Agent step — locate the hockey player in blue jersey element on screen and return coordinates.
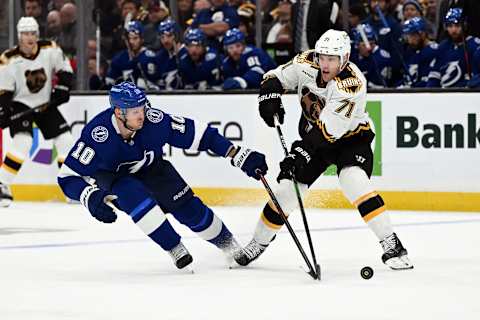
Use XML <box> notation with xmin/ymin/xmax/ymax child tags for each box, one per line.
<box><xmin>351</xmin><ymin>23</ymin><xmax>392</xmax><ymax>88</ymax></box>
<box><xmin>427</xmin><ymin>8</ymin><xmax>480</xmax><ymax>88</ymax></box>
<box><xmin>105</xmin><ymin>21</ymin><xmax>159</xmax><ymax>90</ymax></box>
<box><xmin>155</xmin><ymin>20</ymin><xmax>183</xmax><ymax>90</ymax></box>
<box><xmin>57</xmin><ymin>82</ymin><xmax>268</xmax><ymax>269</ymax></box>
<box><xmin>467</xmin><ymin>47</ymin><xmax>480</xmax><ymax>88</ymax></box>
<box><xmin>221</xmin><ymin>28</ymin><xmax>276</xmax><ymax>90</ymax></box>
<box><xmin>399</xmin><ymin>17</ymin><xmax>438</xmax><ymax>87</ymax></box>
<box><xmin>178</xmin><ymin>28</ymin><xmax>223</xmax><ymax>90</ymax></box>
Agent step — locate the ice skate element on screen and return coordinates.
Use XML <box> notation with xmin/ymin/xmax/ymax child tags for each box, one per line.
<box><xmin>380</xmin><ymin>233</ymin><xmax>414</xmax><ymax>270</ymax></box>
<box><xmin>168</xmin><ymin>242</ymin><xmax>193</xmax><ymax>270</ymax></box>
<box><xmin>0</xmin><ymin>182</ymin><xmax>13</xmax><ymax>208</ymax></box>
<box><xmin>235</xmin><ymin>238</ymin><xmax>269</xmax><ymax>266</ymax></box>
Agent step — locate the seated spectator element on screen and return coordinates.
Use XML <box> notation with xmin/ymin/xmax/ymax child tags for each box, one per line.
<box><xmin>351</xmin><ymin>23</ymin><xmax>393</xmax><ymax>88</ymax></box>
<box><xmin>106</xmin><ymin>21</ymin><xmax>160</xmax><ymax>90</ymax></box>
<box><xmin>399</xmin><ymin>17</ymin><xmax>438</xmax><ymax>87</ymax></box>
<box><xmin>58</xmin><ymin>2</ymin><xmax>77</xmax><ymax>57</ymax></box>
<box><xmin>221</xmin><ymin>28</ymin><xmax>276</xmax><ymax>90</ymax></box>
<box><xmin>143</xmin><ymin>0</ymin><xmax>170</xmax><ymax>50</ymax></box>
<box><xmin>178</xmin><ymin>28</ymin><xmax>223</xmax><ymax>89</ymax></box>
<box><xmin>24</xmin><ymin>0</ymin><xmax>46</xmax><ymax>37</ymax></box>
<box><xmin>46</xmin><ymin>10</ymin><xmax>62</xmax><ymax>41</ymax></box>
<box><xmin>237</xmin><ymin>2</ymin><xmax>256</xmax><ymax>45</ymax></box>
<box><xmin>155</xmin><ymin>19</ymin><xmax>184</xmax><ymax>89</ymax></box>
<box><xmin>427</xmin><ymin>8</ymin><xmax>480</xmax><ymax>88</ymax></box>
<box><xmin>111</xmin><ymin>0</ymin><xmax>146</xmax><ymax>57</ymax></box>
<box><xmin>191</xmin><ymin>0</ymin><xmax>240</xmax><ymax>50</ymax></box>
<box><xmin>178</xmin><ymin>0</ymin><xmax>194</xmax><ymax>36</ymax></box>
<box><xmin>265</xmin><ymin>1</ymin><xmax>292</xmax><ymax>45</ymax></box>
<box><xmin>401</xmin><ymin>0</ymin><xmax>435</xmax><ymax>39</ymax></box>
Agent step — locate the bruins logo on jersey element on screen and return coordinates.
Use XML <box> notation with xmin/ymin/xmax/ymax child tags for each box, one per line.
<box><xmin>25</xmin><ymin>68</ymin><xmax>47</xmax><ymax>93</ymax></box>
<box><xmin>300</xmin><ymin>87</ymin><xmax>325</xmax><ymax>123</ymax></box>
<box><xmin>334</xmin><ymin>64</ymin><xmax>362</xmax><ymax>94</ymax></box>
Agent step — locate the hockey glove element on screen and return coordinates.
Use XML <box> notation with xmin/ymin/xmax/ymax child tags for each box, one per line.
<box><xmin>0</xmin><ymin>106</ymin><xmax>11</xmax><ymax>129</ymax></box>
<box><xmin>277</xmin><ymin>140</ymin><xmax>312</xmax><ymax>183</ymax></box>
<box><xmin>258</xmin><ymin>76</ymin><xmax>285</xmax><ymax>127</ymax></box>
<box><xmin>231</xmin><ymin>146</ymin><xmax>268</xmax><ymax>180</ymax></box>
<box><xmin>49</xmin><ymin>85</ymin><xmax>70</xmax><ymax>108</ymax></box>
<box><xmin>81</xmin><ymin>187</ymin><xmax>117</xmax><ymax>223</ymax></box>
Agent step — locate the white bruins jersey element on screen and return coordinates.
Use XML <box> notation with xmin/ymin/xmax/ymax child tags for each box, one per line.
<box><xmin>265</xmin><ymin>50</ymin><xmax>371</xmax><ymax>142</ymax></box>
<box><xmin>0</xmin><ymin>40</ymin><xmax>73</xmax><ymax>108</ymax></box>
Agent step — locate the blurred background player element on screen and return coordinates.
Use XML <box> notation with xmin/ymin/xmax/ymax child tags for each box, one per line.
<box><xmin>399</xmin><ymin>17</ymin><xmax>438</xmax><ymax>87</ymax></box>
<box><xmin>351</xmin><ymin>23</ymin><xmax>392</xmax><ymax>88</ymax></box>
<box><xmin>238</xmin><ymin>29</ymin><xmax>413</xmax><ymax>271</ymax></box>
<box><xmin>105</xmin><ymin>20</ymin><xmax>159</xmax><ymax>90</ymax></box>
<box><xmin>178</xmin><ymin>28</ymin><xmax>222</xmax><ymax>90</ymax></box>
<box><xmin>57</xmin><ymin>82</ymin><xmax>268</xmax><ymax>269</ymax></box>
<box><xmin>155</xmin><ymin>19</ymin><xmax>183</xmax><ymax>90</ymax></box>
<box><xmin>0</xmin><ymin>17</ymin><xmax>74</xmax><ymax>207</ymax></box>
<box><xmin>427</xmin><ymin>8</ymin><xmax>480</xmax><ymax>88</ymax></box>
<box><xmin>221</xmin><ymin>28</ymin><xmax>276</xmax><ymax>90</ymax></box>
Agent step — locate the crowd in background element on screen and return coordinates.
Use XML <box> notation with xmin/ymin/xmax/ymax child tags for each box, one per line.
<box><xmin>2</xmin><ymin>0</ymin><xmax>480</xmax><ymax>90</ymax></box>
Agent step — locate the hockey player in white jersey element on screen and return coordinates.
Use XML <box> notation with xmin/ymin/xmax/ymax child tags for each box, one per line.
<box><xmin>0</xmin><ymin>17</ymin><xmax>74</xmax><ymax>207</ymax></box>
<box><xmin>239</xmin><ymin>29</ymin><xmax>413</xmax><ymax>270</ymax></box>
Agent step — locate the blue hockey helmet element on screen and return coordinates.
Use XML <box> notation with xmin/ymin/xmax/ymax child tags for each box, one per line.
<box><xmin>126</xmin><ymin>20</ymin><xmax>145</xmax><ymax>36</ymax></box>
<box><xmin>109</xmin><ymin>82</ymin><xmax>147</xmax><ymax>110</ymax></box>
<box><xmin>223</xmin><ymin>28</ymin><xmax>245</xmax><ymax>46</ymax></box>
<box><xmin>184</xmin><ymin>28</ymin><xmax>206</xmax><ymax>46</ymax></box>
<box><xmin>444</xmin><ymin>7</ymin><xmax>463</xmax><ymax>25</ymax></box>
<box><xmin>353</xmin><ymin>23</ymin><xmax>377</xmax><ymax>45</ymax></box>
<box><xmin>158</xmin><ymin>19</ymin><xmax>179</xmax><ymax>37</ymax></box>
<box><xmin>403</xmin><ymin>17</ymin><xmax>427</xmax><ymax>34</ymax></box>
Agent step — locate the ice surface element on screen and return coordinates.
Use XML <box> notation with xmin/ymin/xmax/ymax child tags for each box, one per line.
<box><xmin>1</xmin><ymin>203</ymin><xmax>479</xmax><ymax>320</ymax></box>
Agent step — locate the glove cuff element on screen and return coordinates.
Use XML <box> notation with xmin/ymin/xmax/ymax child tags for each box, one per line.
<box><xmin>80</xmin><ymin>186</ymin><xmax>100</xmax><ymax>210</ymax></box>
<box><xmin>230</xmin><ymin>146</ymin><xmax>252</xmax><ymax>168</ymax></box>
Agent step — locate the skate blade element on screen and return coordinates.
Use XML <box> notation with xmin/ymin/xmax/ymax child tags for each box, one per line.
<box><xmin>385</xmin><ymin>257</ymin><xmax>414</xmax><ymax>270</ymax></box>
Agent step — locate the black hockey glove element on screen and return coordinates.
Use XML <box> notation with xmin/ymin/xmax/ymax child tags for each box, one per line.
<box><xmin>0</xmin><ymin>106</ymin><xmax>12</xmax><ymax>129</ymax></box>
<box><xmin>277</xmin><ymin>140</ymin><xmax>313</xmax><ymax>183</ymax></box>
<box><xmin>0</xmin><ymin>91</ymin><xmax>14</xmax><ymax>129</ymax></box>
<box><xmin>81</xmin><ymin>187</ymin><xmax>117</xmax><ymax>223</ymax></box>
<box><xmin>231</xmin><ymin>146</ymin><xmax>268</xmax><ymax>180</ymax></box>
<box><xmin>49</xmin><ymin>85</ymin><xmax>70</xmax><ymax>108</ymax></box>
<box><xmin>258</xmin><ymin>76</ymin><xmax>285</xmax><ymax>127</ymax></box>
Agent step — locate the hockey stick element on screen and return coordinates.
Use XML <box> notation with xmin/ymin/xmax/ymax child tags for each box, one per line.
<box><xmin>256</xmin><ymin>170</ymin><xmax>318</xmax><ymax>280</ymax></box>
<box><xmin>273</xmin><ymin>116</ymin><xmax>321</xmax><ymax>280</ymax></box>
<box><xmin>1</xmin><ymin>102</ymin><xmax>49</xmax><ymax>129</ymax></box>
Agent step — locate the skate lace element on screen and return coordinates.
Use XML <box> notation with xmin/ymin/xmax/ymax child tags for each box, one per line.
<box><xmin>244</xmin><ymin>240</ymin><xmax>264</xmax><ymax>259</ymax></box>
<box><xmin>381</xmin><ymin>234</ymin><xmax>398</xmax><ymax>252</ymax></box>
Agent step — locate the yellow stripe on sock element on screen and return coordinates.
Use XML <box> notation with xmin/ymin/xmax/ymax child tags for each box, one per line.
<box><xmin>261</xmin><ymin>212</ymin><xmax>283</xmax><ymax>230</ymax></box>
<box><xmin>353</xmin><ymin>191</ymin><xmax>378</xmax><ymax>207</ymax></box>
<box><xmin>363</xmin><ymin>206</ymin><xmax>386</xmax><ymax>223</ymax></box>
<box><xmin>2</xmin><ymin>163</ymin><xmax>19</xmax><ymax>175</ymax></box>
<box><xmin>5</xmin><ymin>152</ymin><xmax>25</xmax><ymax>165</ymax></box>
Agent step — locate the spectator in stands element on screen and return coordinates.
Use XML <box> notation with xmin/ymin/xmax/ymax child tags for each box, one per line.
<box><xmin>177</xmin><ymin>0</ymin><xmax>194</xmax><ymax>35</ymax></box>
<box><xmin>237</xmin><ymin>2</ymin><xmax>256</xmax><ymax>45</ymax></box>
<box><xmin>399</xmin><ymin>17</ymin><xmax>438</xmax><ymax>87</ymax></box>
<box><xmin>348</xmin><ymin>3</ymin><xmax>368</xmax><ymax>32</ymax></box>
<box><xmin>47</xmin><ymin>0</ymin><xmax>70</xmax><ymax>12</ymax></box>
<box><xmin>221</xmin><ymin>28</ymin><xmax>276</xmax><ymax>90</ymax></box>
<box><xmin>155</xmin><ymin>20</ymin><xmax>183</xmax><ymax>89</ymax></box>
<box><xmin>427</xmin><ymin>7</ymin><xmax>480</xmax><ymax>88</ymax></box>
<box><xmin>58</xmin><ymin>2</ymin><xmax>77</xmax><ymax>57</ymax></box>
<box><xmin>144</xmin><ymin>0</ymin><xmax>170</xmax><ymax>50</ymax></box>
<box><xmin>46</xmin><ymin>10</ymin><xmax>62</xmax><ymax>41</ymax></box>
<box><xmin>265</xmin><ymin>1</ymin><xmax>292</xmax><ymax>44</ymax></box>
<box><xmin>351</xmin><ymin>23</ymin><xmax>393</xmax><ymax>88</ymax></box>
<box><xmin>24</xmin><ymin>0</ymin><xmax>46</xmax><ymax>37</ymax></box>
<box><xmin>178</xmin><ymin>28</ymin><xmax>223</xmax><ymax>89</ymax></box>
<box><xmin>423</xmin><ymin>0</ymin><xmax>438</xmax><ymax>39</ymax></box>
<box><xmin>191</xmin><ymin>0</ymin><xmax>240</xmax><ymax>50</ymax></box>
<box><xmin>402</xmin><ymin>0</ymin><xmax>435</xmax><ymax>39</ymax></box>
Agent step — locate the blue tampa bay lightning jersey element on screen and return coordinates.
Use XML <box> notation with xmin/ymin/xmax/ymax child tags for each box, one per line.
<box><xmin>351</xmin><ymin>46</ymin><xmax>392</xmax><ymax>88</ymax></box>
<box><xmin>467</xmin><ymin>47</ymin><xmax>480</xmax><ymax>87</ymax></box>
<box><xmin>106</xmin><ymin>48</ymin><xmax>159</xmax><ymax>89</ymax></box>
<box><xmin>222</xmin><ymin>45</ymin><xmax>276</xmax><ymax>89</ymax></box>
<box><xmin>400</xmin><ymin>42</ymin><xmax>438</xmax><ymax>87</ymax></box>
<box><xmin>58</xmin><ymin>107</ymin><xmax>234</xmax><ymax>201</ymax></box>
<box><xmin>427</xmin><ymin>36</ymin><xmax>480</xmax><ymax>88</ymax></box>
<box><xmin>178</xmin><ymin>47</ymin><xmax>223</xmax><ymax>89</ymax></box>
<box><xmin>155</xmin><ymin>46</ymin><xmax>185</xmax><ymax>90</ymax></box>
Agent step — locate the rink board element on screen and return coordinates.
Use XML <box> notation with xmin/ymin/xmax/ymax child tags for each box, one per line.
<box><xmin>1</xmin><ymin>92</ymin><xmax>479</xmax><ymax>211</ymax></box>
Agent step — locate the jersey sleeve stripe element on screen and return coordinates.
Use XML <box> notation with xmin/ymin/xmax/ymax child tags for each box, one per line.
<box><xmin>188</xmin><ymin>121</ymin><xmax>209</xmax><ymax>151</ymax></box>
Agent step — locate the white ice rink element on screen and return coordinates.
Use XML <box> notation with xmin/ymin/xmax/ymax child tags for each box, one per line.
<box><xmin>1</xmin><ymin>202</ymin><xmax>479</xmax><ymax>320</ymax></box>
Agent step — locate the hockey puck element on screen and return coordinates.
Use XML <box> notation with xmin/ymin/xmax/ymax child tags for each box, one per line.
<box><xmin>360</xmin><ymin>266</ymin><xmax>373</xmax><ymax>279</ymax></box>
